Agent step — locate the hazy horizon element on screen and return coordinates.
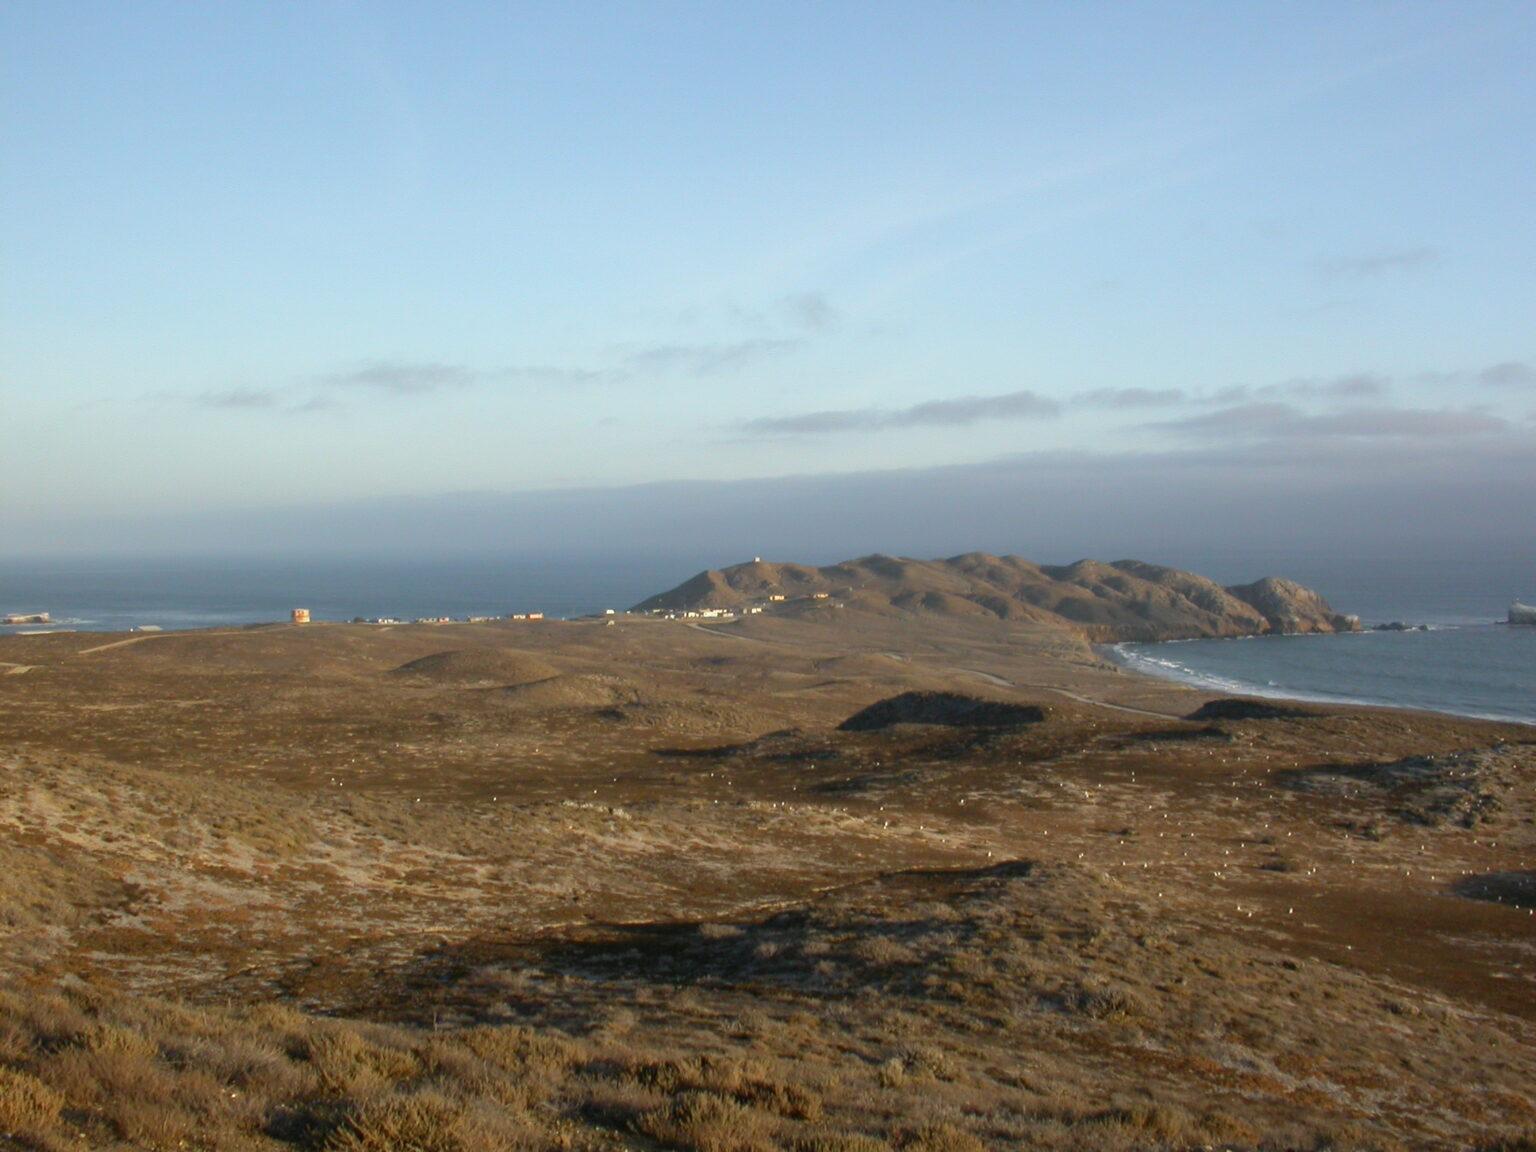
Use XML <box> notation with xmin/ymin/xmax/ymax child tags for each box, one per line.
<box><xmin>6</xmin><ymin>441</ymin><xmax>1534</xmax><ymax>569</ymax></box>
<box><xmin>4</xmin><ymin>3</ymin><xmax>1534</xmax><ymax>560</ymax></box>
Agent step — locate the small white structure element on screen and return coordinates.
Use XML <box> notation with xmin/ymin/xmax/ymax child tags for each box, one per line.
<box><xmin>291</xmin><ymin>608</ymin><xmax>311</xmax><ymax>625</ymax></box>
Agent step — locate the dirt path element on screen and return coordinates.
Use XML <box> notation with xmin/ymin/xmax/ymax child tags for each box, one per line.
<box><xmin>74</xmin><ymin>635</ymin><xmax>165</xmax><ymax>656</ymax></box>
<box><xmin>74</xmin><ymin>628</ymin><xmax>255</xmax><ymax>657</ymax></box>
<box><xmin>1024</xmin><ymin>684</ymin><xmax>1184</xmax><ymax>720</ymax></box>
<box><xmin>0</xmin><ymin>662</ymin><xmax>35</xmax><ymax>676</ymax></box>
<box><xmin>956</xmin><ymin>667</ymin><xmax>1013</xmax><ymax>688</ymax></box>
<box><xmin>953</xmin><ymin>667</ymin><xmax>1185</xmax><ymax>720</ymax></box>
<box><xmin>684</xmin><ymin>621</ymin><xmax>786</xmax><ymax>647</ymax></box>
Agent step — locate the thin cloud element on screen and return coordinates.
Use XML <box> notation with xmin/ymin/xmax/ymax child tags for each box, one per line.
<box><xmin>778</xmin><ymin>292</ymin><xmax>838</xmax><ymax>332</ymax></box>
<box><xmin>321</xmin><ymin>361</ymin><xmax>477</xmax><ymax>394</ymax></box>
<box><xmin>895</xmin><ymin>391</ymin><xmax>1061</xmax><ymax>426</ymax></box>
<box><xmin>1073</xmin><ymin>387</ymin><xmax>1187</xmax><ymax>409</ymax></box>
<box><xmin>1285</xmin><ymin>373</ymin><xmax>1389</xmax><ymax>398</ymax></box>
<box><xmin>1151</xmin><ymin>402</ymin><xmax>1507</xmax><ymax>440</ymax></box>
<box><xmin>1207</xmin><ymin>373</ymin><xmax>1389</xmax><ymax>405</ymax></box>
<box><xmin>743</xmin><ymin>389</ymin><xmax>1061</xmax><ymax>435</ymax></box>
<box><xmin>625</xmin><ymin>292</ymin><xmax>837</xmax><ymax>374</ymax></box>
<box><xmin>1316</xmin><ymin>247</ymin><xmax>1437</xmax><ymax>280</ymax></box>
<box><xmin>625</xmin><ymin>338</ymin><xmax>803</xmax><ymax>377</ymax></box>
<box><xmin>1479</xmin><ymin>361</ymin><xmax>1536</xmax><ymax>387</ymax></box>
<box><xmin>744</xmin><ymin>408</ymin><xmax>881</xmax><ymax>435</ymax></box>
<box><xmin>193</xmin><ymin>388</ymin><xmax>282</xmax><ymax>410</ymax></box>
<box><xmin>321</xmin><ymin>360</ymin><xmax>613</xmax><ymax>397</ymax></box>
<box><xmin>1414</xmin><ymin>360</ymin><xmax>1536</xmax><ymax>389</ymax></box>
<box><xmin>495</xmin><ymin>365</ymin><xmax>612</xmax><ymax>388</ymax></box>
<box><xmin>289</xmin><ymin>396</ymin><xmax>339</xmax><ymax>414</ymax></box>
<box><xmin>688</xmin><ymin>291</ymin><xmax>840</xmax><ymax>334</ymax></box>
<box><xmin>1303</xmin><ymin>407</ymin><xmax>1506</xmax><ymax>437</ymax></box>
<box><xmin>154</xmin><ymin>388</ymin><xmax>322</xmax><ymax>416</ymax></box>
<box><xmin>167</xmin><ymin>359</ymin><xmax>603</xmax><ymax>416</ymax></box>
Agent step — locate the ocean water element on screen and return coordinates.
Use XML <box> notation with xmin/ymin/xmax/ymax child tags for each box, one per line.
<box><xmin>0</xmin><ymin>555</ymin><xmax>714</xmax><ymax>634</ymax></box>
<box><xmin>1112</xmin><ymin>627</ymin><xmax>1536</xmax><ymax>725</ymax></box>
<box><xmin>1112</xmin><ymin>555</ymin><xmax>1536</xmax><ymax>725</ymax></box>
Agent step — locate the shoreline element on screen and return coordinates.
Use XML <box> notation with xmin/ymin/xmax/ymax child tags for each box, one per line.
<box><xmin>1103</xmin><ymin>628</ymin><xmax>1536</xmax><ymax>728</ymax></box>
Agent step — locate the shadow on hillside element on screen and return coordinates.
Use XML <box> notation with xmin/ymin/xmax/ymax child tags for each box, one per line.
<box><xmin>1186</xmin><ymin>698</ymin><xmax>1318</xmax><ymax>722</ymax></box>
<box><xmin>839</xmin><ymin>691</ymin><xmax>1047</xmax><ymax>732</ymax></box>
<box><xmin>383</xmin><ymin>859</ymin><xmax>1048</xmax><ymax>1029</ymax></box>
<box><xmin>1274</xmin><ymin>751</ymin><xmax>1509</xmax><ymax>829</ymax></box>
<box><xmin>1452</xmin><ymin>871</ymin><xmax>1535</xmax><ymax>909</ymax></box>
<box><xmin>653</xmin><ymin>728</ymin><xmax>842</xmax><ymax>762</ymax></box>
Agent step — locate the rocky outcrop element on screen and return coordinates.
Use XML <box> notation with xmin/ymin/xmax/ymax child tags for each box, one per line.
<box><xmin>1226</xmin><ymin>577</ymin><xmax>1360</xmax><ymax>635</ymax></box>
<box><xmin>635</xmin><ymin>553</ymin><xmax>1360</xmax><ymax>642</ymax></box>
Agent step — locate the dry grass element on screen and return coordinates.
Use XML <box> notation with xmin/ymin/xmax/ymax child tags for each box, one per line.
<box><xmin>635</xmin><ymin>1089</ymin><xmax>776</xmax><ymax>1152</ymax></box>
<box><xmin>1</xmin><ymin>618</ymin><xmax>1534</xmax><ymax>1150</ymax></box>
<box><xmin>0</xmin><ymin>851</ymin><xmax>1531</xmax><ymax>1151</ymax></box>
<box><xmin>326</xmin><ymin>1091</ymin><xmax>540</xmax><ymax>1152</ymax></box>
<box><xmin>0</xmin><ymin>1065</ymin><xmax>64</xmax><ymax>1139</ymax></box>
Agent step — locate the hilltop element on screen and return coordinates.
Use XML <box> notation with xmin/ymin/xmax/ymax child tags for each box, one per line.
<box><xmin>634</xmin><ymin>552</ymin><xmax>1360</xmax><ymax>641</ymax></box>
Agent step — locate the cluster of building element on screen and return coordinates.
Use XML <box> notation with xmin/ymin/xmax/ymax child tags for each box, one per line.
<box><xmin>290</xmin><ymin>610</ymin><xmax>546</xmax><ymax>626</ymax></box>
<box><xmin>639</xmin><ymin>589</ymin><xmax>842</xmax><ymax>622</ymax></box>
<box><xmin>3</xmin><ymin>612</ymin><xmax>51</xmax><ymax>625</ymax></box>
<box><xmin>642</xmin><ymin>606</ymin><xmax>767</xmax><ymax>621</ymax></box>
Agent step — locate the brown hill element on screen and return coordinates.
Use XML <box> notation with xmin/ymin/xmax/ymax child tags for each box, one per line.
<box><xmin>634</xmin><ymin>552</ymin><xmax>1358</xmax><ymax>641</ymax></box>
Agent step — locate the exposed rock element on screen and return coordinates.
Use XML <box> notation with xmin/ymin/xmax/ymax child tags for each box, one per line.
<box><xmin>1226</xmin><ymin>577</ymin><xmax>1360</xmax><ymax>635</ymax></box>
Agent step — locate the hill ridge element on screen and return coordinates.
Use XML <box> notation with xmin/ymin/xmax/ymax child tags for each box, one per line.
<box><xmin>634</xmin><ymin>553</ymin><xmax>1359</xmax><ymax>642</ymax></box>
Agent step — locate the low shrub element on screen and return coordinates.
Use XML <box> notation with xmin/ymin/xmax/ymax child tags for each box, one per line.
<box><xmin>635</xmin><ymin>1089</ymin><xmax>775</xmax><ymax>1152</ymax></box>
<box><xmin>0</xmin><ymin>1066</ymin><xmax>65</xmax><ymax>1135</ymax></box>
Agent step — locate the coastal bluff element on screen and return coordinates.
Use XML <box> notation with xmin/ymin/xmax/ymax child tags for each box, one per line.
<box><xmin>635</xmin><ymin>553</ymin><xmax>1360</xmax><ymax>642</ymax></box>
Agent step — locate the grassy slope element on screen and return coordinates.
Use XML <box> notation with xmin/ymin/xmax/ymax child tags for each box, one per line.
<box><xmin>0</xmin><ymin>617</ymin><xmax>1532</xmax><ymax>1150</ymax></box>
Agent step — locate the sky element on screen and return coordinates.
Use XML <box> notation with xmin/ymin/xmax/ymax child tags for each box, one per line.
<box><xmin>3</xmin><ymin>2</ymin><xmax>1534</xmax><ymax>561</ymax></box>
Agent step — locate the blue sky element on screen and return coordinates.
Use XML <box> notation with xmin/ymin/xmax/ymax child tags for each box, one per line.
<box><xmin>3</xmin><ymin>2</ymin><xmax>1534</xmax><ymax>554</ymax></box>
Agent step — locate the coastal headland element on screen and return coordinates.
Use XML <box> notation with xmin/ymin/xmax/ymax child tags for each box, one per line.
<box><xmin>0</xmin><ymin>554</ymin><xmax>1531</xmax><ymax>1150</ymax></box>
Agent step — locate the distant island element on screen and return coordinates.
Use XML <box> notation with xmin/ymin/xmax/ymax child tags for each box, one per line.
<box><xmin>2</xmin><ymin>612</ymin><xmax>50</xmax><ymax>626</ymax></box>
<box><xmin>635</xmin><ymin>552</ymin><xmax>1360</xmax><ymax>643</ymax></box>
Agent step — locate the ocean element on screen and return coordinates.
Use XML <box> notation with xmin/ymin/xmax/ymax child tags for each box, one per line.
<box><xmin>0</xmin><ymin>554</ymin><xmax>715</xmax><ymax>634</ymax></box>
<box><xmin>3</xmin><ymin>552</ymin><xmax>1533</xmax><ymax>725</ymax></box>
<box><xmin>1111</xmin><ymin>555</ymin><xmax>1536</xmax><ymax>726</ymax></box>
